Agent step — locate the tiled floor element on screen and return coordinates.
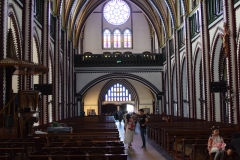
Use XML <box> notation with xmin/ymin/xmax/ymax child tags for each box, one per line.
<box><xmin>116</xmin><ymin>121</ymin><xmax>175</xmax><ymax>160</ymax></box>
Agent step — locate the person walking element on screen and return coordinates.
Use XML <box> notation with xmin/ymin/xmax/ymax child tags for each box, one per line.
<box><xmin>124</xmin><ymin>114</ymin><xmax>135</xmax><ymax>148</ymax></box>
<box><xmin>138</xmin><ymin>109</ymin><xmax>148</xmax><ymax>148</ymax></box>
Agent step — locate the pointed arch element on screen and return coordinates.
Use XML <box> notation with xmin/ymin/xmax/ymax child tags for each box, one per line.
<box><xmin>180</xmin><ymin>54</ymin><xmax>188</xmax><ymax>117</ymax></box>
<box><xmin>99</xmin><ymin>80</ymin><xmax>139</xmax><ymax>109</ymax></box>
<box><xmin>113</xmin><ymin>29</ymin><xmax>122</xmax><ymax>48</ymax></box>
<box><xmin>78</xmin><ymin>73</ymin><xmax>161</xmax><ymax>96</ymax></box>
<box><xmin>210</xmin><ymin>29</ymin><xmax>223</xmax><ymax>82</ymax></box>
<box><xmin>171</xmin><ymin>62</ymin><xmax>178</xmax><ymax>116</ymax></box>
<box><xmin>7</xmin><ymin>4</ymin><xmax>22</xmax><ymax>59</ymax></box>
<box><xmin>237</xmin><ymin>27</ymin><xmax>240</xmax><ymax>124</ymax></box>
<box><xmin>8</xmin><ymin>4</ymin><xmax>23</xmax><ymax>93</ymax></box>
<box><xmin>164</xmin><ymin>70</ymin><xmax>169</xmax><ymax>114</ymax></box>
<box><xmin>32</xmin><ymin>27</ymin><xmax>41</xmax><ymax>88</ymax></box>
<box><xmin>74</xmin><ymin>0</ymin><xmax>165</xmax><ymax>48</ymax></box>
<box><xmin>103</xmin><ymin>28</ymin><xmax>111</xmax><ymax>49</ymax></box>
<box><xmin>33</xmin><ymin>26</ymin><xmax>41</xmax><ymax>63</ymax></box>
<box><xmin>210</xmin><ymin>28</ymin><xmax>224</xmax><ymax>122</ymax></box>
<box><xmin>123</xmin><ymin>28</ymin><xmax>132</xmax><ymax>48</ymax></box>
<box><xmin>193</xmin><ymin>46</ymin><xmax>202</xmax><ymax>119</ymax></box>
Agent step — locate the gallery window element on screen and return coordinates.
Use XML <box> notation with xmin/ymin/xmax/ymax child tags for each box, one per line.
<box><xmin>103</xmin><ymin>29</ymin><xmax>111</xmax><ymax>48</ymax></box>
<box><xmin>123</xmin><ymin>29</ymin><xmax>132</xmax><ymax>48</ymax></box>
<box><xmin>113</xmin><ymin>29</ymin><xmax>121</xmax><ymax>48</ymax></box>
<box><xmin>103</xmin><ymin>29</ymin><xmax>132</xmax><ymax>49</ymax></box>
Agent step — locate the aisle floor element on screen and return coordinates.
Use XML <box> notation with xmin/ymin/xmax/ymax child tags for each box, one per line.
<box><xmin>116</xmin><ymin>121</ymin><xmax>175</xmax><ymax>160</ymax></box>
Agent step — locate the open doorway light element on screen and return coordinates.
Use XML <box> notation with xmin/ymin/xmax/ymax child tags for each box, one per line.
<box><xmin>127</xmin><ymin>104</ymin><xmax>134</xmax><ymax>113</ymax></box>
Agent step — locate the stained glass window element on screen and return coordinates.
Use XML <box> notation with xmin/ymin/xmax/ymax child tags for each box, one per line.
<box><xmin>114</xmin><ymin>29</ymin><xmax>121</xmax><ymax>48</ymax></box>
<box><xmin>124</xmin><ymin>29</ymin><xmax>131</xmax><ymax>48</ymax></box>
<box><xmin>103</xmin><ymin>29</ymin><xmax>111</xmax><ymax>48</ymax></box>
<box><xmin>103</xmin><ymin>0</ymin><xmax>130</xmax><ymax>26</ymax></box>
<box><xmin>105</xmin><ymin>83</ymin><xmax>132</xmax><ymax>101</ymax></box>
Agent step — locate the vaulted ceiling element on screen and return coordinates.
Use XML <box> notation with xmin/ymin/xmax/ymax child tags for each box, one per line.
<box><xmin>56</xmin><ymin>0</ymin><xmax>187</xmax><ymax>48</ymax></box>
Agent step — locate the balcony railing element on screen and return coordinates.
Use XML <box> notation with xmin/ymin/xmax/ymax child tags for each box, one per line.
<box><xmin>74</xmin><ymin>54</ymin><xmax>163</xmax><ymax>67</ymax></box>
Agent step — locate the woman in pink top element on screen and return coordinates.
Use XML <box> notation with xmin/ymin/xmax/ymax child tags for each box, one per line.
<box><xmin>208</xmin><ymin>126</ymin><xmax>226</xmax><ymax>160</ymax></box>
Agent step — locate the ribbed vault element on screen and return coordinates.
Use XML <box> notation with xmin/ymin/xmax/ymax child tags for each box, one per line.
<box><xmin>58</xmin><ymin>0</ymin><xmax>179</xmax><ymax>50</ymax></box>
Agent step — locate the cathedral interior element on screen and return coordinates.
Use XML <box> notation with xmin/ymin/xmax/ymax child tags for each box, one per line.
<box><xmin>0</xmin><ymin>0</ymin><xmax>240</xmax><ymax>159</ymax></box>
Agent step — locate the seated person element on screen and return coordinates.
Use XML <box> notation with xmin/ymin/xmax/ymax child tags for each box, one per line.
<box><xmin>227</xmin><ymin>131</ymin><xmax>240</xmax><ymax>159</ymax></box>
<box><xmin>165</xmin><ymin>115</ymin><xmax>172</xmax><ymax>122</ymax></box>
<box><xmin>208</xmin><ymin>126</ymin><xmax>226</xmax><ymax>160</ymax></box>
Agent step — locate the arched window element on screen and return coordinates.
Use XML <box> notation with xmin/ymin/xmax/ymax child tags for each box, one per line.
<box><xmin>103</xmin><ymin>29</ymin><xmax>111</xmax><ymax>48</ymax></box>
<box><xmin>113</xmin><ymin>29</ymin><xmax>121</xmax><ymax>48</ymax></box>
<box><xmin>105</xmin><ymin>83</ymin><xmax>131</xmax><ymax>101</ymax></box>
<box><xmin>123</xmin><ymin>29</ymin><xmax>131</xmax><ymax>48</ymax></box>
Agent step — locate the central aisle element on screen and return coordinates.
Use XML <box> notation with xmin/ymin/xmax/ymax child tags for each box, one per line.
<box><xmin>116</xmin><ymin>121</ymin><xmax>175</xmax><ymax>160</ymax></box>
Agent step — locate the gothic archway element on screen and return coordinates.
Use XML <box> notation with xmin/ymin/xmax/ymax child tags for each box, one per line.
<box><xmin>193</xmin><ymin>48</ymin><xmax>202</xmax><ymax>119</ymax></box>
<box><xmin>181</xmin><ymin>56</ymin><xmax>188</xmax><ymax>117</ymax></box>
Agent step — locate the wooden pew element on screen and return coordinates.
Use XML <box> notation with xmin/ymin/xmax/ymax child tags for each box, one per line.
<box><xmin>0</xmin><ymin>146</ymin><xmax>27</xmax><ymax>160</ymax></box>
<box><xmin>146</xmin><ymin>115</ymin><xmax>238</xmax><ymax>160</ymax></box>
<box><xmin>28</xmin><ymin>153</ymin><xmax>128</xmax><ymax>160</ymax></box>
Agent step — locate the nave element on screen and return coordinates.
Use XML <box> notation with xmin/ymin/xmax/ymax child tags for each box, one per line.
<box><xmin>116</xmin><ymin>121</ymin><xmax>175</xmax><ymax>160</ymax></box>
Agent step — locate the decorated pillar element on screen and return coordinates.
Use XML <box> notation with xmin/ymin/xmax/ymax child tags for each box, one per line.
<box><xmin>166</xmin><ymin>38</ymin><xmax>172</xmax><ymax>115</ymax></box>
<box><xmin>52</xmin><ymin>8</ymin><xmax>60</xmax><ymax>122</ymax></box>
<box><xmin>22</xmin><ymin>0</ymin><xmax>33</xmax><ymax>90</ymax></box>
<box><xmin>223</xmin><ymin>0</ymin><xmax>239</xmax><ymax>124</ymax></box>
<box><xmin>185</xmin><ymin>16</ymin><xmax>194</xmax><ymax>118</ymax></box>
<box><xmin>0</xmin><ymin>0</ymin><xmax>8</xmax><ymax>107</ymax></box>
<box><xmin>200</xmin><ymin>0</ymin><xmax>211</xmax><ymax>121</ymax></box>
<box><xmin>41</xmin><ymin>0</ymin><xmax>50</xmax><ymax>124</ymax></box>
<box><xmin>174</xmin><ymin>29</ymin><xmax>181</xmax><ymax>116</ymax></box>
<box><xmin>68</xmin><ymin>40</ymin><xmax>73</xmax><ymax>117</ymax></box>
<box><xmin>62</xmin><ymin>30</ymin><xmax>67</xmax><ymax>119</ymax></box>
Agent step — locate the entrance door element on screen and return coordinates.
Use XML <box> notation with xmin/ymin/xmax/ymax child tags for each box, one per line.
<box><xmin>87</xmin><ymin>109</ymin><xmax>95</xmax><ymax>116</ymax></box>
<box><xmin>101</xmin><ymin>104</ymin><xmax>117</xmax><ymax>115</ymax></box>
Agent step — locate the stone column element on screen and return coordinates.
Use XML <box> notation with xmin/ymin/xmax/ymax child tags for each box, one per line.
<box><xmin>199</xmin><ymin>0</ymin><xmax>211</xmax><ymax>121</ymax></box>
<box><xmin>62</xmin><ymin>32</ymin><xmax>67</xmax><ymax>119</ymax></box>
<box><xmin>41</xmin><ymin>0</ymin><xmax>50</xmax><ymax>124</ymax></box>
<box><xmin>223</xmin><ymin>0</ymin><xmax>239</xmax><ymax>124</ymax></box>
<box><xmin>174</xmin><ymin>30</ymin><xmax>181</xmax><ymax>116</ymax></box>
<box><xmin>53</xmin><ymin>13</ymin><xmax>60</xmax><ymax>122</ymax></box>
<box><xmin>68</xmin><ymin>40</ymin><xmax>73</xmax><ymax>118</ymax></box>
<box><xmin>0</xmin><ymin>0</ymin><xmax>8</xmax><ymax>107</ymax></box>
<box><xmin>166</xmin><ymin>39</ymin><xmax>172</xmax><ymax>115</ymax></box>
<box><xmin>22</xmin><ymin>0</ymin><xmax>34</xmax><ymax>90</ymax></box>
<box><xmin>185</xmin><ymin>16</ymin><xmax>194</xmax><ymax>118</ymax></box>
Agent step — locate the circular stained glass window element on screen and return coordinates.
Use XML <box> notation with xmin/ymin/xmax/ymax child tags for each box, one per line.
<box><xmin>103</xmin><ymin>0</ymin><xmax>130</xmax><ymax>26</ymax></box>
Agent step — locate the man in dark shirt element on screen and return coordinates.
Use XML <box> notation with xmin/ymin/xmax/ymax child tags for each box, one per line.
<box><xmin>138</xmin><ymin>109</ymin><xmax>148</xmax><ymax>148</ymax></box>
<box><xmin>227</xmin><ymin>131</ymin><xmax>240</xmax><ymax>159</ymax></box>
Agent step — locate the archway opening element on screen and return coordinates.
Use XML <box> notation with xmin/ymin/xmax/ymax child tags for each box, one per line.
<box><xmin>127</xmin><ymin>104</ymin><xmax>134</xmax><ymax>113</ymax></box>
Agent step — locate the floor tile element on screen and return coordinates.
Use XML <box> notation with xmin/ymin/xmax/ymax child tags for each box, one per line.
<box><xmin>115</xmin><ymin>121</ymin><xmax>175</xmax><ymax>160</ymax></box>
